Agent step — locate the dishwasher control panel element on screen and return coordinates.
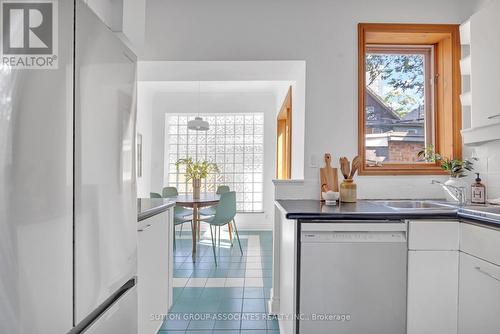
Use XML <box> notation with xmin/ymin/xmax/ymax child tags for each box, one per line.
<box><xmin>301</xmin><ymin>231</ymin><xmax>407</xmax><ymax>243</ymax></box>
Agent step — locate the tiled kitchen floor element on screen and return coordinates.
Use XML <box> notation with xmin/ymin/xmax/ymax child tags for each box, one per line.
<box><xmin>158</xmin><ymin>230</ymin><xmax>279</xmax><ymax>334</ymax></box>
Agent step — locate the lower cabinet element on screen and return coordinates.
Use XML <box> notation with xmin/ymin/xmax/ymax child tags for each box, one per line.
<box><xmin>407</xmin><ymin>251</ymin><xmax>459</xmax><ymax>334</ymax></box>
<box><xmin>459</xmin><ymin>247</ymin><xmax>500</xmax><ymax>334</ymax></box>
<box><xmin>138</xmin><ymin>209</ymin><xmax>172</xmax><ymax>334</ymax></box>
<box><xmin>407</xmin><ymin>220</ymin><xmax>460</xmax><ymax>334</ymax></box>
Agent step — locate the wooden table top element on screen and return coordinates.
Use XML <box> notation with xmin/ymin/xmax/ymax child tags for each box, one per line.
<box><xmin>167</xmin><ymin>193</ymin><xmax>220</xmax><ymax>206</ymax></box>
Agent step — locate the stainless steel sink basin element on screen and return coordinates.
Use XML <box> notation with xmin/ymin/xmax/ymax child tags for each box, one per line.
<box><xmin>374</xmin><ymin>200</ymin><xmax>454</xmax><ymax>210</ymax></box>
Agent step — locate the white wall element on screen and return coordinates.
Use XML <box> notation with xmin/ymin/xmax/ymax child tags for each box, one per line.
<box><xmin>471</xmin><ymin>141</ymin><xmax>500</xmax><ymax>200</ymax></box>
<box><xmin>138</xmin><ymin>90</ymin><xmax>278</xmax><ymax>229</ymax></box>
<box><xmin>136</xmin><ymin>83</ymin><xmax>154</xmax><ymax>196</ymax></box>
<box><xmin>143</xmin><ymin>0</ymin><xmax>484</xmax><ymax>200</ymax></box>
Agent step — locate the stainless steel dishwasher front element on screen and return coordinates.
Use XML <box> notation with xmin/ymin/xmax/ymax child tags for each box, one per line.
<box><xmin>298</xmin><ymin>221</ymin><xmax>407</xmax><ymax>334</ymax></box>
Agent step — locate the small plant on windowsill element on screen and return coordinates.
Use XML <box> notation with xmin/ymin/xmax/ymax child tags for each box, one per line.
<box><xmin>417</xmin><ymin>145</ymin><xmax>476</xmax><ymax>178</ymax></box>
<box><xmin>418</xmin><ymin>145</ymin><xmax>477</xmax><ymax>202</ymax></box>
<box><xmin>175</xmin><ymin>158</ymin><xmax>219</xmax><ymax>199</ymax></box>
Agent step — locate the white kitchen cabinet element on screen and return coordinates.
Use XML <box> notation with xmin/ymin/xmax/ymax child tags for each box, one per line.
<box><xmin>458</xmin><ymin>223</ymin><xmax>500</xmax><ymax>334</ymax></box>
<box><xmin>469</xmin><ymin>0</ymin><xmax>500</xmax><ymax>128</ymax></box>
<box><xmin>407</xmin><ymin>221</ymin><xmax>459</xmax><ymax>334</ymax></box>
<box><xmin>409</xmin><ymin>220</ymin><xmax>459</xmax><ymax>251</ymax></box>
<box><xmin>138</xmin><ymin>209</ymin><xmax>173</xmax><ymax>334</ymax></box>
<box><xmin>407</xmin><ymin>251</ymin><xmax>459</xmax><ymax>334</ymax></box>
<box><xmin>458</xmin><ymin>252</ymin><xmax>500</xmax><ymax>334</ymax></box>
<box><xmin>460</xmin><ymin>223</ymin><xmax>500</xmax><ymax>265</ymax></box>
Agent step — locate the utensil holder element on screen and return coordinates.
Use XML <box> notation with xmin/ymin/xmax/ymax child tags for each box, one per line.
<box><xmin>340</xmin><ymin>179</ymin><xmax>357</xmax><ymax>203</ymax></box>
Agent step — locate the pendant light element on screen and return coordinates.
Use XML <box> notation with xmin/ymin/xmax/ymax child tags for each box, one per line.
<box><xmin>188</xmin><ymin>82</ymin><xmax>210</xmax><ymax>131</ymax></box>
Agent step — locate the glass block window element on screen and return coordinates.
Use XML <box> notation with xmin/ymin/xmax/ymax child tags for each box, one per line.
<box><xmin>166</xmin><ymin>113</ymin><xmax>264</xmax><ymax>212</ymax></box>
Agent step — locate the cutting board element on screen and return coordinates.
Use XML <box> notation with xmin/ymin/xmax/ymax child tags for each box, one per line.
<box><xmin>320</xmin><ymin>153</ymin><xmax>339</xmax><ymax>200</ymax></box>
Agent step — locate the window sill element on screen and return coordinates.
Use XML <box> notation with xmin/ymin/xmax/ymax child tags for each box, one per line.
<box><xmin>236</xmin><ymin>211</ymin><xmax>265</xmax><ymax>214</ymax></box>
<box><xmin>359</xmin><ymin>165</ymin><xmax>449</xmax><ymax>176</ymax></box>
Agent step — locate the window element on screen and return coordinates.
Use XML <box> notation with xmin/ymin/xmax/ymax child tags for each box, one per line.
<box><xmin>358</xmin><ymin>24</ymin><xmax>462</xmax><ymax>175</ymax></box>
<box><xmin>166</xmin><ymin>113</ymin><xmax>264</xmax><ymax>212</ymax></box>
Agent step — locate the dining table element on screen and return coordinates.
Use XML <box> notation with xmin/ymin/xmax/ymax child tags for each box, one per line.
<box><xmin>168</xmin><ymin>193</ymin><xmax>220</xmax><ymax>258</ymax></box>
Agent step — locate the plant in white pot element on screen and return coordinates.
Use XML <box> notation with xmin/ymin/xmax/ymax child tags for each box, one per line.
<box><xmin>418</xmin><ymin>145</ymin><xmax>476</xmax><ymax>202</ymax></box>
<box><xmin>175</xmin><ymin>158</ymin><xmax>219</xmax><ymax>199</ymax></box>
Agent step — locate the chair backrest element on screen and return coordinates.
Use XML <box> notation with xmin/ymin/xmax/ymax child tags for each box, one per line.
<box><xmin>216</xmin><ymin>185</ymin><xmax>230</xmax><ymax>194</ymax></box>
<box><xmin>212</xmin><ymin>191</ymin><xmax>236</xmax><ymax>224</ymax></box>
<box><xmin>162</xmin><ymin>187</ymin><xmax>178</xmax><ymax>198</ymax></box>
<box><xmin>150</xmin><ymin>192</ymin><xmax>162</xmax><ymax>198</ymax></box>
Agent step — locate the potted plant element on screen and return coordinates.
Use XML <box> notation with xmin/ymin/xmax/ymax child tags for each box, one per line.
<box><xmin>417</xmin><ymin>145</ymin><xmax>476</xmax><ymax>200</ymax></box>
<box><xmin>175</xmin><ymin>158</ymin><xmax>219</xmax><ymax>199</ymax></box>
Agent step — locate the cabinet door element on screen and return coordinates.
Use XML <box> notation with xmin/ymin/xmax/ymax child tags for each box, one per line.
<box><xmin>470</xmin><ymin>0</ymin><xmax>500</xmax><ymax>127</ymax></box>
<box><xmin>138</xmin><ymin>212</ymin><xmax>170</xmax><ymax>334</ymax></box>
<box><xmin>407</xmin><ymin>251</ymin><xmax>459</xmax><ymax>334</ymax></box>
<box><xmin>459</xmin><ymin>253</ymin><xmax>500</xmax><ymax>334</ymax></box>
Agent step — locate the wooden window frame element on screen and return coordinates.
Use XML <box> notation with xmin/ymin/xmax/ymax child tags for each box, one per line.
<box><xmin>358</xmin><ymin>23</ymin><xmax>462</xmax><ymax>175</ymax></box>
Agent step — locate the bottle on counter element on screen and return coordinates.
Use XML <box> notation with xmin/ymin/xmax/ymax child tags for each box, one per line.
<box><xmin>471</xmin><ymin>173</ymin><xmax>486</xmax><ymax>205</ymax></box>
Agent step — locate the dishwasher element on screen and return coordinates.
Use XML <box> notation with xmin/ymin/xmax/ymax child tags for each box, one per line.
<box><xmin>298</xmin><ymin>221</ymin><xmax>407</xmax><ymax>334</ymax></box>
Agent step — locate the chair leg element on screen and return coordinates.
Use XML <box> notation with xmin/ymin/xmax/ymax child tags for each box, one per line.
<box><xmin>197</xmin><ymin>221</ymin><xmax>201</xmax><ymax>242</ymax></box>
<box><xmin>218</xmin><ymin>226</ymin><xmax>221</xmax><ymax>248</ymax></box>
<box><xmin>228</xmin><ymin>224</ymin><xmax>233</xmax><ymax>245</ymax></box>
<box><xmin>209</xmin><ymin>225</ymin><xmax>217</xmax><ymax>267</ymax></box>
<box><xmin>173</xmin><ymin>224</ymin><xmax>176</xmax><ymax>251</ymax></box>
<box><xmin>232</xmin><ymin>219</ymin><xmax>243</xmax><ymax>255</ymax></box>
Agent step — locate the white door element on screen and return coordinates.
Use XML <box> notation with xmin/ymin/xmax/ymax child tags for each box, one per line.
<box><xmin>0</xmin><ymin>1</ymin><xmax>74</xmax><ymax>333</ymax></box>
<box><xmin>74</xmin><ymin>0</ymin><xmax>138</xmax><ymax>323</ymax></box>
<box><xmin>459</xmin><ymin>252</ymin><xmax>500</xmax><ymax>334</ymax></box>
<box><xmin>470</xmin><ymin>0</ymin><xmax>500</xmax><ymax>127</ymax></box>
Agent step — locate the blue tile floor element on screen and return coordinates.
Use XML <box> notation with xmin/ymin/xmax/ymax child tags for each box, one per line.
<box><xmin>158</xmin><ymin>230</ymin><xmax>279</xmax><ymax>334</ymax></box>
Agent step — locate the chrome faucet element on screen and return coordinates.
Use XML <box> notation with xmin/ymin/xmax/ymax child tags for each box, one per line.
<box><xmin>431</xmin><ymin>180</ymin><xmax>467</xmax><ymax>207</ymax></box>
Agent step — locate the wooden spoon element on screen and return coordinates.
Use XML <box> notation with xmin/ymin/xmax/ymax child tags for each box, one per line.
<box><xmin>339</xmin><ymin>157</ymin><xmax>350</xmax><ymax>179</ymax></box>
<box><xmin>349</xmin><ymin>156</ymin><xmax>360</xmax><ymax>179</ymax></box>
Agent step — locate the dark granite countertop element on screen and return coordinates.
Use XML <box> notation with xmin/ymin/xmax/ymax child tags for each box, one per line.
<box><xmin>137</xmin><ymin>198</ymin><xmax>175</xmax><ymax>222</ymax></box>
<box><xmin>276</xmin><ymin>199</ymin><xmax>500</xmax><ymax>227</ymax></box>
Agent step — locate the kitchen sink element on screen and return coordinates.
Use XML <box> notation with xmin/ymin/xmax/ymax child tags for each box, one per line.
<box><xmin>374</xmin><ymin>200</ymin><xmax>454</xmax><ymax>210</ymax></box>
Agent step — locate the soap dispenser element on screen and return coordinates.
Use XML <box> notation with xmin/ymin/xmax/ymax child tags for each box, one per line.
<box><xmin>471</xmin><ymin>173</ymin><xmax>486</xmax><ymax>204</ymax></box>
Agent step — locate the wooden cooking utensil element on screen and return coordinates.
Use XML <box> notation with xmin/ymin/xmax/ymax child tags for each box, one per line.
<box><xmin>339</xmin><ymin>157</ymin><xmax>350</xmax><ymax>180</ymax></box>
<box><xmin>349</xmin><ymin>156</ymin><xmax>360</xmax><ymax>179</ymax></box>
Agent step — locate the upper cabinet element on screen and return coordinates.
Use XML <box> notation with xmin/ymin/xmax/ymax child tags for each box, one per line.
<box><xmin>461</xmin><ymin>0</ymin><xmax>500</xmax><ymax>144</ymax></box>
<box><xmin>83</xmin><ymin>0</ymin><xmax>145</xmax><ymax>52</ymax></box>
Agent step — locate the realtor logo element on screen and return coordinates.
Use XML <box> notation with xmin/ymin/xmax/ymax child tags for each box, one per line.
<box><xmin>1</xmin><ymin>0</ymin><xmax>58</xmax><ymax>69</ymax></box>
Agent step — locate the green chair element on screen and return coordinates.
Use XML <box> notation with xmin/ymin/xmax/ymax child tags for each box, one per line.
<box><xmin>199</xmin><ymin>185</ymin><xmax>231</xmax><ymax>216</ymax></box>
<box><xmin>200</xmin><ymin>191</ymin><xmax>242</xmax><ymax>266</ymax></box>
<box><xmin>162</xmin><ymin>186</ymin><xmax>178</xmax><ymax>198</ymax></box>
<box><xmin>152</xmin><ymin>189</ymin><xmax>192</xmax><ymax>249</ymax></box>
<box><xmin>163</xmin><ymin>186</ymin><xmax>192</xmax><ymax>217</ymax></box>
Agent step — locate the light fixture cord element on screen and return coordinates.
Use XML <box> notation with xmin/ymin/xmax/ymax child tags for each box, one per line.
<box><xmin>198</xmin><ymin>81</ymin><xmax>201</xmax><ymax>118</ymax></box>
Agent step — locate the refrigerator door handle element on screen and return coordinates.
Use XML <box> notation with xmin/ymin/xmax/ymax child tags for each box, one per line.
<box><xmin>138</xmin><ymin>224</ymin><xmax>152</xmax><ymax>233</ymax></box>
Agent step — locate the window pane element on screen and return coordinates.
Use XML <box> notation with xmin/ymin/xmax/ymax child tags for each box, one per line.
<box><xmin>365</xmin><ymin>49</ymin><xmax>432</xmax><ymax>165</ymax></box>
<box><xmin>165</xmin><ymin>112</ymin><xmax>264</xmax><ymax>212</ymax></box>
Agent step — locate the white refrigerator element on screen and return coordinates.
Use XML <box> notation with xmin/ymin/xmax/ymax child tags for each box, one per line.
<box><xmin>0</xmin><ymin>1</ymin><xmax>138</xmax><ymax>333</ymax></box>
